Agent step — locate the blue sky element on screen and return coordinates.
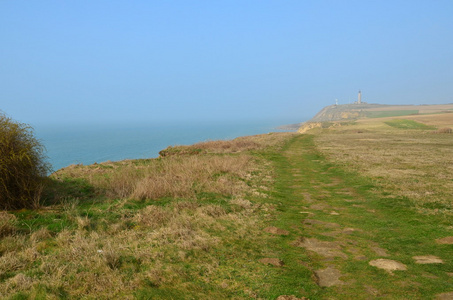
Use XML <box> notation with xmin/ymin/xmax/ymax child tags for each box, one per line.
<box><xmin>1</xmin><ymin>1</ymin><xmax>452</xmax><ymax>126</ymax></box>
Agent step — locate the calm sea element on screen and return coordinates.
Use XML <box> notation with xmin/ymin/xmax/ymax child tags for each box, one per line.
<box><xmin>35</xmin><ymin>120</ymin><xmax>296</xmax><ymax>172</ymax></box>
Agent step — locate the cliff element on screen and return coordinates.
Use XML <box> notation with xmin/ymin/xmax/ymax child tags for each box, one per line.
<box><xmin>308</xmin><ymin>103</ymin><xmax>388</xmax><ymax>122</ymax></box>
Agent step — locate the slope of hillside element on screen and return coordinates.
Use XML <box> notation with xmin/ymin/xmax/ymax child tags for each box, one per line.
<box><xmin>1</xmin><ymin>112</ymin><xmax>453</xmax><ymax>299</ymax></box>
<box><xmin>308</xmin><ymin>103</ymin><xmax>453</xmax><ymax>123</ymax></box>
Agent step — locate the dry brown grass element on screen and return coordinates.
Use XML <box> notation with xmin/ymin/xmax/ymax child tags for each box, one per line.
<box><xmin>0</xmin><ymin>198</ymin><xmax>271</xmax><ymax>298</ymax></box>
<box><xmin>435</xmin><ymin>127</ymin><xmax>452</xmax><ymax>134</ymax></box>
<box><xmin>315</xmin><ymin>113</ymin><xmax>453</xmax><ymax>215</ymax></box>
<box><xmin>159</xmin><ymin>132</ymin><xmax>296</xmax><ymax>156</ymax></box>
<box><xmin>0</xmin><ymin>132</ymin><xmax>293</xmax><ymax>298</ymax></box>
<box><xmin>51</xmin><ymin>133</ymin><xmax>295</xmax><ymax>202</ymax></box>
<box><xmin>53</xmin><ymin>154</ymin><xmax>255</xmax><ymax>201</ymax></box>
<box><xmin>0</xmin><ymin>212</ymin><xmax>17</xmax><ymax>238</ymax></box>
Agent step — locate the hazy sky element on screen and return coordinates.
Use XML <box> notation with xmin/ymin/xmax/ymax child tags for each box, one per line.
<box><xmin>1</xmin><ymin>1</ymin><xmax>452</xmax><ymax>126</ymax></box>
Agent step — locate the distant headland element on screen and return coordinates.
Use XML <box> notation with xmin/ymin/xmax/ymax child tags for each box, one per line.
<box><xmin>279</xmin><ymin>102</ymin><xmax>453</xmax><ymax>132</ymax></box>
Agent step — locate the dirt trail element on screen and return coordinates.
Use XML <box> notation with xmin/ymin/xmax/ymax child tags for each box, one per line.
<box><xmin>275</xmin><ymin>134</ymin><xmax>452</xmax><ymax>299</ymax></box>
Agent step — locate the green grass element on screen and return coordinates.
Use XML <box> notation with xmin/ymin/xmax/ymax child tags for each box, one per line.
<box><xmin>264</xmin><ymin>134</ymin><xmax>453</xmax><ymax>299</ymax></box>
<box><xmin>367</xmin><ymin>110</ymin><xmax>419</xmax><ymax>118</ymax></box>
<box><xmin>2</xmin><ymin>130</ymin><xmax>453</xmax><ymax>299</ymax></box>
<box><xmin>384</xmin><ymin>119</ymin><xmax>436</xmax><ymax>130</ymax></box>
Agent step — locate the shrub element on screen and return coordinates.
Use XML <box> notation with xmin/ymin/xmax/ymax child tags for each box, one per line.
<box><xmin>0</xmin><ymin>113</ymin><xmax>50</xmax><ymax>209</ymax></box>
<box><xmin>158</xmin><ymin>146</ymin><xmax>203</xmax><ymax>157</ymax></box>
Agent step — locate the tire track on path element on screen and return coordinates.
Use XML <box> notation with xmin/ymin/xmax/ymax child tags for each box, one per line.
<box><xmin>270</xmin><ymin>134</ymin><xmax>452</xmax><ymax>299</ymax></box>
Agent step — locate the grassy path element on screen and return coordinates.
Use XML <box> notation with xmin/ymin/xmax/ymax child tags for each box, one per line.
<box><xmin>265</xmin><ymin>134</ymin><xmax>453</xmax><ymax>299</ymax></box>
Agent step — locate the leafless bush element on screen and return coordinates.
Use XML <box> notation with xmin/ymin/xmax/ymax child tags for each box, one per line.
<box><xmin>0</xmin><ymin>113</ymin><xmax>50</xmax><ymax>209</ymax></box>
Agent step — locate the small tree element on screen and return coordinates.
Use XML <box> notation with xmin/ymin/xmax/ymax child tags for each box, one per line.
<box><xmin>0</xmin><ymin>113</ymin><xmax>50</xmax><ymax>209</ymax></box>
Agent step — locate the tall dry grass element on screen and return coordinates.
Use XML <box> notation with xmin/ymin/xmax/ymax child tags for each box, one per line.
<box><xmin>0</xmin><ymin>212</ymin><xmax>17</xmax><ymax>238</ymax></box>
<box><xmin>0</xmin><ymin>132</ymin><xmax>290</xmax><ymax>298</ymax></box>
<box><xmin>53</xmin><ymin>154</ymin><xmax>254</xmax><ymax>201</ymax></box>
<box><xmin>159</xmin><ymin>132</ymin><xmax>296</xmax><ymax>156</ymax></box>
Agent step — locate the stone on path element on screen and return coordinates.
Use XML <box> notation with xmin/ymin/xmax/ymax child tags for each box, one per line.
<box><xmin>436</xmin><ymin>236</ymin><xmax>453</xmax><ymax>244</ymax></box>
<box><xmin>310</xmin><ymin>203</ymin><xmax>329</xmax><ymax>210</ymax></box>
<box><xmin>259</xmin><ymin>258</ymin><xmax>284</xmax><ymax>267</ymax></box>
<box><xmin>293</xmin><ymin>237</ymin><xmax>347</xmax><ymax>259</ymax></box>
<box><xmin>369</xmin><ymin>259</ymin><xmax>407</xmax><ymax>273</ymax></box>
<box><xmin>371</xmin><ymin>246</ymin><xmax>389</xmax><ymax>257</ymax></box>
<box><xmin>315</xmin><ymin>267</ymin><xmax>344</xmax><ymax>287</ymax></box>
<box><xmin>301</xmin><ymin>192</ymin><xmax>313</xmax><ymax>203</ymax></box>
<box><xmin>413</xmin><ymin>255</ymin><xmax>443</xmax><ymax>264</ymax></box>
<box><xmin>264</xmin><ymin>226</ymin><xmax>289</xmax><ymax>235</ymax></box>
<box><xmin>436</xmin><ymin>291</ymin><xmax>453</xmax><ymax>300</ymax></box>
<box><xmin>299</xmin><ymin>211</ymin><xmax>313</xmax><ymax>215</ymax></box>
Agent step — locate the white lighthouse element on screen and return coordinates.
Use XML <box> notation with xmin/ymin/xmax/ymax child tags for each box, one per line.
<box><xmin>358</xmin><ymin>90</ymin><xmax>362</xmax><ymax>104</ymax></box>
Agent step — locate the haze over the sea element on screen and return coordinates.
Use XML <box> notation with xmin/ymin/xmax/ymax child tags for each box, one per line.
<box><xmin>1</xmin><ymin>1</ymin><xmax>452</xmax><ymax>128</ymax></box>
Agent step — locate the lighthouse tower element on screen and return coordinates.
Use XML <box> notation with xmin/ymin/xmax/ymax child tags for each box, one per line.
<box><xmin>358</xmin><ymin>90</ymin><xmax>362</xmax><ymax>104</ymax></box>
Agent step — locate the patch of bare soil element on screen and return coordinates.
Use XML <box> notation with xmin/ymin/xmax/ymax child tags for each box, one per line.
<box><xmin>337</xmin><ymin>187</ymin><xmax>356</xmax><ymax>196</ymax></box>
<box><xmin>315</xmin><ymin>266</ymin><xmax>345</xmax><ymax>287</ymax></box>
<box><xmin>413</xmin><ymin>255</ymin><xmax>443</xmax><ymax>264</ymax></box>
<box><xmin>276</xmin><ymin>295</ymin><xmax>308</xmax><ymax>300</ymax></box>
<box><xmin>309</xmin><ymin>203</ymin><xmax>330</xmax><ymax>210</ymax></box>
<box><xmin>371</xmin><ymin>246</ymin><xmax>389</xmax><ymax>257</ymax></box>
<box><xmin>293</xmin><ymin>237</ymin><xmax>347</xmax><ymax>259</ymax></box>
<box><xmin>436</xmin><ymin>236</ymin><xmax>453</xmax><ymax>244</ymax></box>
<box><xmin>264</xmin><ymin>226</ymin><xmax>289</xmax><ymax>235</ymax></box>
<box><xmin>259</xmin><ymin>258</ymin><xmax>284</xmax><ymax>267</ymax></box>
<box><xmin>303</xmin><ymin>219</ymin><xmax>340</xmax><ymax>229</ymax></box>
<box><xmin>369</xmin><ymin>259</ymin><xmax>407</xmax><ymax>273</ymax></box>
<box><xmin>436</xmin><ymin>291</ymin><xmax>453</xmax><ymax>300</ymax></box>
<box><xmin>322</xmin><ymin>227</ymin><xmax>360</xmax><ymax>237</ymax></box>
<box><xmin>301</xmin><ymin>192</ymin><xmax>313</xmax><ymax>203</ymax></box>
<box><xmin>323</xmin><ymin>177</ymin><xmax>343</xmax><ymax>187</ymax></box>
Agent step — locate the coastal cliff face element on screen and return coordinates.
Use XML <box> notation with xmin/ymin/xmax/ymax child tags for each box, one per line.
<box><xmin>298</xmin><ymin>122</ymin><xmax>322</xmax><ymax>133</ymax></box>
<box><xmin>296</xmin><ymin>102</ymin><xmax>453</xmax><ymax>134</ymax></box>
<box><xmin>297</xmin><ymin>103</ymin><xmax>378</xmax><ymax>133</ymax></box>
<box><xmin>308</xmin><ymin>103</ymin><xmax>386</xmax><ymax>123</ymax></box>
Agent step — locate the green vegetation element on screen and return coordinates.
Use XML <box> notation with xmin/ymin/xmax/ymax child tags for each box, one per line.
<box><xmin>384</xmin><ymin>119</ymin><xmax>436</xmax><ymax>130</ymax></box>
<box><xmin>1</xmin><ymin>113</ymin><xmax>453</xmax><ymax>299</ymax></box>
<box><xmin>0</xmin><ymin>114</ymin><xmax>50</xmax><ymax>210</ymax></box>
<box><xmin>366</xmin><ymin>110</ymin><xmax>419</xmax><ymax>118</ymax></box>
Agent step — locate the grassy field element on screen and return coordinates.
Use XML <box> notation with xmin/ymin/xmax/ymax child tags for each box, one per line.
<box><xmin>1</xmin><ymin>113</ymin><xmax>453</xmax><ymax>299</ymax></box>
<box><xmin>366</xmin><ymin>110</ymin><xmax>419</xmax><ymax>118</ymax></box>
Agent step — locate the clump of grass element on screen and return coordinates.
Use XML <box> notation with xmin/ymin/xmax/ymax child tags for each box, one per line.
<box><xmin>435</xmin><ymin>127</ymin><xmax>452</xmax><ymax>133</ymax></box>
<box><xmin>5</xmin><ymin>273</ymin><xmax>33</xmax><ymax>292</ymax></box>
<box><xmin>30</xmin><ymin>227</ymin><xmax>52</xmax><ymax>244</ymax></box>
<box><xmin>158</xmin><ymin>146</ymin><xmax>203</xmax><ymax>157</ymax></box>
<box><xmin>0</xmin><ymin>211</ymin><xmax>17</xmax><ymax>237</ymax></box>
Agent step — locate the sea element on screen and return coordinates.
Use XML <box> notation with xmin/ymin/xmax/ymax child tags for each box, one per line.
<box><xmin>34</xmin><ymin>120</ymin><xmax>298</xmax><ymax>173</ymax></box>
